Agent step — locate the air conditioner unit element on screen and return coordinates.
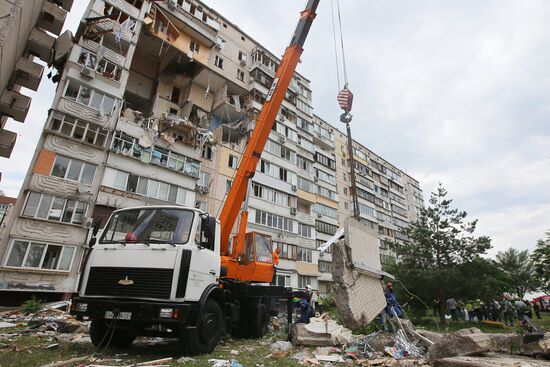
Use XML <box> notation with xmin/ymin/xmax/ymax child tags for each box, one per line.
<box><xmin>82</xmin><ymin>217</ymin><xmax>94</xmax><ymax>229</ymax></box>
<box><xmin>290</xmin><ymin>207</ymin><xmax>297</xmax><ymax>215</ymax></box>
<box><xmin>313</xmin><ymin>176</ymin><xmax>319</xmax><ymax>182</ymax></box>
<box><xmin>187</xmin><ymin>50</ymin><xmax>195</xmax><ymax>61</ymax></box>
<box><xmin>278</xmin><ymin>136</ymin><xmax>286</xmax><ymax>144</ymax></box>
<box><xmin>291</xmin><ymin>184</ymin><xmax>297</xmax><ymax>191</ymax></box>
<box><xmin>317</xmin><ymin>213</ymin><xmax>323</xmax><ymax>218</ymax></box>
<box><xmin>80</xmin><ymin>67</ymin><xmax>95</xmax><ymax>78</ymax></box>
<box><xmin>240</xmin><ymin>59</ymin><xmax>246</xmax><ymax>66</ymax></box>
<box><xmin>201</xmin><ymin>186</ymin><xmax>210</xmax><ymax>194</ymax></box>
<box><xmin>214</xmin><ymin>37</ymin><xmax>224</xmax><ymax>50</ymax></box>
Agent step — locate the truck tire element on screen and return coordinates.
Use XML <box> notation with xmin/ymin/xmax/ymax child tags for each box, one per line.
<box><xmin>249</xmin><ymin>303</ymin><xmax>269</xmax><ymax>338</ymax></box>
<box><xmin>181</xmin><ymin>300</ymin><xmax>223</xmax><ymax>355</ymax></box>
<box><xmin>90</xmin><ymin>320</ymin><xmax>135</xmax><ymax>349</ymax></box>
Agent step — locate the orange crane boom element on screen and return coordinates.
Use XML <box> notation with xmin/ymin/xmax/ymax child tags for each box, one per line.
<box><xmin>219</xmin><ymin>0</ymin><xmax>320</xmax><ymax>255</ymax></box>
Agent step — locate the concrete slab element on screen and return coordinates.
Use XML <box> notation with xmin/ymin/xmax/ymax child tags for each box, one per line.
<box><xmin>433</xmin><ymin>353</ymin><xmax>550</xmax><ymax>367</ymax></box>
<box><xmin>331</xmin><ymin>218</ymin><xmax>387</xmax><ymax>330</ymax></box>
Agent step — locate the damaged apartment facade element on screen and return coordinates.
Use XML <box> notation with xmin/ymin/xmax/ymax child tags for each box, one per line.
<box><xmin>0</xmin><ymin>0</ymin><xmax>423</xmax><ymax>297</ymax></box>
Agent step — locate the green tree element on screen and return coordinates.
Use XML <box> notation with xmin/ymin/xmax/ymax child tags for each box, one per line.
<box><xmin>394</xmin><ymin>183</ymin><xmax>492</xmax><ymax>325</ymax></box>
<box><xmin>495</xmin><ymin>247</ymin><xmax>538</xmax><ymax>299</ymax></box>
<box><xmin>532</xmin><ymin>230</ymin><xmax>550</xmax><ymax>293</ymax></box>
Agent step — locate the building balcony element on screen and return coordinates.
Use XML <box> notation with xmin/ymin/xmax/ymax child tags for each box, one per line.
<box><xmin>296</xmin><ymin>211</ymin><xmax>315</xmax><ymax>226</ymax></box>
<box><xmin>157</xmin><ymin>2</ymin><xmax>219</xmax><ymax>47</ymax></box>
<box><xmin>51</xmin><ymin>0</ymin><xmax>74</xmax><ymax>12</ymax></box>
<box><xmin>313</xmin><ymin>133</ymin><xmax>335</xmax><ymax>150</ymax></box>
<box><xmin>0</xmin><ymin>90</ymin><xmax>31</xmax><ymax>122</ymax></box>
<box><xmin>0</xmin><ymin>129</ymin><xmax>17</xmax><ymax>158</ymax></box>
<box><xmin>251</xmin><ymin>60</ymin><xmax>276</xmax><ymax>78</ymax></box>
<box><xmin>14</xmin><ymin>57</ymin><xmax>44</xmax><ymax>91</ymax></box>
<box><xmin>38</xmin><ymin>1</ymin><xmax>68</xmax><ymax>36</ymax></box>
<box><xmin>26</xmin><ymin>29</ymin><xmax>56</xmax><ymax>63</ymax></box>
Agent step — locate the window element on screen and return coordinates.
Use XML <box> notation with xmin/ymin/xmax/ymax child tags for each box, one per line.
<box><xmin>297</xmin><ymin>247</ymin><xmax>313</xmax><ymax>262</ymax></box>
<box><xmin>298</xmin><ymin>275</ymin><xmax>314</xmax><ymax>289</ymax></box>
<box><xmin>214</xmin><ymin>55</ymin><xmax>224</xmax><ymax>69</ymax></box>
<box><xmin>315</xmin><ymin>168</ymin><xmax>335</xmax><ymax>184</ymax></box>
<box><xmin>254</xmin><ymin>209</ymin><xmax>294</xmax><ymax>232</ymax></box>
<box><xmin>297</xmin><ymin>135</ymin><xmax>314</xmax><ymax>151</ymax></box>
<box><xmin>64</xmin><ymin>80</ymin><xmax>116</xmax><ymax>113</ymax></box>
<box><xmin>297</xmin><ymin>117</ymin><xmax>314</xmax><ymax>134</ymax></box>
<box><xmin>317</xmin><ymin>186</ymin><xmax>337</xmax><ymax>200</ymax></box>
<box><xmin>201</xmin><ymin>145</ymin><xmax>213</xmax><ymax>160</ymax></box>
<box><xmin>276</xmin><ymin>274</ymin><xmax>290</xmax><ymax>287</ymax></box>
<box><xmin>296</xmin><ymin>99</ymin><xmax>312</xmax><ymax>115</ymax></box>
<box><xmin>274</xmin><ymin>242</ymin><xmax>298</xmax><ymax>260</ymax></box>
<box><xmin>237</xmin><ymin>69</ymin><xmax>245</xmax><ymax>82</ymax></box>
<box><xmin>315</xmin><ymin>152</ymin><xmax>336</xmax><ymax>170</ymax></box>
<box><xmin>296</xmin><ymin>155</ymin><xmax>313</xmax><ymax>173</ymax></box>
<box><xmin>343</xmin><ymin>187</ymin><xmax>348</xmax><ymax>195</ymax></box>
<box><xmin>238</xmin><ymin>50</ymin><xmax>247</xmax><ymax>62</ymax></box>
<box><xmin>297</xmin><ymin>176</ymin><xmax>315</xmax><ymax>193</ymax></box>
<box><xmin>316</xmin><ymin>220</ymin><xmax>338</xmax><ymax>235</ymax></box>
<box><xmin>50</xmin><ymin>112</ymin><xmax>108</xmax><ymax>147</ymax></box>
<box><xmin>108</xmin><ymin>169</ymin><xmax>188</xmax><ymax>204</ymax></box>
<box><xmin>199</xmin><ymin>171</ymin><xmax>210</xmax><ymax>187</ymax></box>
<box><xmin>358</xmin><ymin>203</ymin><xmax>376</xmax><ymax>218</ymax></box>
<box><xmin>51</xmin><ymin>156</ymin><xmax>96</xmax><ymax>185</ymax></box>
<box><xmin>265</xmin><ymin>139</ymin><xmax>296</xmax><ymax>163</ymax></box>
<box><xmin>190</xmin><ymin>40</ymin><xmax>200</xmax><ymax>52</ymax></box>
<box><xmin>319</xmin><ymin>260</ymin><xmax>332</xmax><ymax>273</ymax></box>
<box><xmin>259</xmin><ymin>159</ymin><xmax>295</xmax><ymax>184</ymax></box>
<box><xmin>316</xmin><ymin>239</ymin><xmax>332</xmax><ymax>254</ymax></box>
<box><xmin>228</xmin><ymin>154</ymin><xmax>238</xmax><ymax>169</ymax></box>
<box><xmin>171</xmin><ymin>86</ymin><xmax>181</xmax><ymax>103</ymax></box>
<box><xmin>226</xmin><ymin>180</ymin><xmax>232</xmax><ymax>193</ymax></box>
<box><xmin>313</xmin><ymin>204</ymin><xmax>339</xmax><ymax>219</ymax></box>
<box><xmin>5</xmin><ymin>240</ymin><xmax>76</xmax><ymax>271</ymax></box>
<box><xmin>252</xmin><ymin>182</ymin><xmax>292</xmax><ymax>207</ymax></box>
<box><xmin>111</xmin><ymin>131</ymin><xmax>200</xmax><ymax>178</ymax></box>
<box><xmin>23</xmin><ymin>192</ymin><xmax>87</xmax><ymax>225</ymax></box>
<box><xmin>86</xmin><ymin>55</ymin><xmax>123</xmax><ymax>82</ymax></box>
<box><xmin>298</xmin><ymin>223</ymin><xmax>312</xmax><ymax>238</ymax></box>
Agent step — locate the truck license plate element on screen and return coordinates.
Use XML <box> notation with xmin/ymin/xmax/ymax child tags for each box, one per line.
<box><xmin>105</xmin><ymin>311</ymin><xmax>132</xmax><ymax>320</ymax></box>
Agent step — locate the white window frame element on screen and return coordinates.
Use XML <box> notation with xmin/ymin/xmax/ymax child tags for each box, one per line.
<box><xmin>51</xmin><ymin>155</ymin><xmax>96</xmax><ymax>185</ymax></box>
<box><xmin>50</xmin><ymin>112</ymin><xmax>108</xmax><ymax>147</ymax></box>
<box><xmin>22</xmin><ymin>192</ymin><xmax>88</xmax><ymax>225</ymax></box>
<box><xmin>3</xmin><ymin>239</ymin><xmax>76</xmax><ymax>272</ymax></box>
<box><xmin>64</xmin><ymin>79</ymin><xmax>117</xmax><ymax>113</ymax></box>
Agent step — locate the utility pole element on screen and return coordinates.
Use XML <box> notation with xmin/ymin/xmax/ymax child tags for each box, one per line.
<box><xmin>337</xmin><ymin>86</ymin><xmax>360</xmax><ymax>220</ymax></box>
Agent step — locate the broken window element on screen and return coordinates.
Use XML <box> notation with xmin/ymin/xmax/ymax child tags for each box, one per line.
<box><xmin>238</xmin><ymin>50</ymin><xmax>247</xmax><ymax>62</ymax></box>
<box><xmin>5</xmin><ymin>240</ymin><xmax>76</xmax><ymax>271</ymax></box>
<box><xmin>201</xmin><ymin>145</ymin><xmax>213</xmax><ymax>160</ymax></box>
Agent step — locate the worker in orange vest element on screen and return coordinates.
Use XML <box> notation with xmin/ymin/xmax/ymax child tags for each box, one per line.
<box><xmin>272</xmin><ymin>247</ymin><xmax>280</xmax><ymax>285</ymax></box>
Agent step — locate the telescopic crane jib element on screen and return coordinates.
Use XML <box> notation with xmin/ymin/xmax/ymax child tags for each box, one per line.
<box><xmin>218</xmin><ymin>0</ymin><xmax>320</xmax><ymax>282</ymax></box>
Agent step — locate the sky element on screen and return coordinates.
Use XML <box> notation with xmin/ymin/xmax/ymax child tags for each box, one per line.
<box><xmin>1</xmin><ymin>0</ymin><xmax>549</xmax><ymax>256</ymax></box>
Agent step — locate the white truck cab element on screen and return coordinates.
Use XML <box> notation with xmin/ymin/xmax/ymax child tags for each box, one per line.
<box><xmin>71</xmin><ymin>205</ymin><xmax>292</xmax><ymax>354</ymax></box>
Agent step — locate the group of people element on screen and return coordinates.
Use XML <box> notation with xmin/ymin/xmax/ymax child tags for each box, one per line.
<box><xmin>435</xmin><ymin>294</ymin><xmax>545</xmax><ymax>325</ymax></box>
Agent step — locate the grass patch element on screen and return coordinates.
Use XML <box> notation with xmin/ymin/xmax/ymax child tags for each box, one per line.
<box><xmin>0</xmin><ymin>332</ymin><xmax>304</xmax><ymax>367</ymax></box>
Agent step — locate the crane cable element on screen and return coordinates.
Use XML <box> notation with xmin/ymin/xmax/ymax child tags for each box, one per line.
<box><xmin>331</xmin><ymin>0</ymin><xmax>349</xmax><ymax>90</ymax></box>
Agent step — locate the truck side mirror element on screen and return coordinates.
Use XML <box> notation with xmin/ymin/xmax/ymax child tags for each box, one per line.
<box><xmin>89</xmin><ymin>218</ymin><xmax>103</xmax><ymax>248</ymax></box>
<box><xmin>200</xmin><ymin>215</ymin><xmax>216</xmax><ymax>251</ymax></box>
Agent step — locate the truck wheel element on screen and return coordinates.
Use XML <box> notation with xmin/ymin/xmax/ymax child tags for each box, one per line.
<box><xmin>181</xmin><ymin>300</ymin><xmax>223</xmax><ymax>355</ymax></box>
<box><xmin>249</xmin><ymin>303</ymin><xmax>269</xmax><ymax>338</ymax></box>
<box><xmin>90</xmin><ymin>320</ymin><xmax>135</xmax><ymax>349</ymax></box>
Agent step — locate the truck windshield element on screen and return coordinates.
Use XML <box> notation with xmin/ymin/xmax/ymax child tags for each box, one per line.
<box><xmin>100</xmin><ymin>208</ymin><xmax>194</xmax><ymax>245</ymax></box>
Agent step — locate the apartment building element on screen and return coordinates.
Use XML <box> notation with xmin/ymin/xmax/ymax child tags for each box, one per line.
<box><xmin>0</xmin><ymin>0</ymin><xmax>74</xmax><ymax>158</ymax></box>
<box><xmin>0</xmin><ymin>0</ymin><xmax>422</xmax><ymax>298</ymax></box>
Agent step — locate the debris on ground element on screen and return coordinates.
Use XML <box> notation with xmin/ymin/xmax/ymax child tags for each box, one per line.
<box><xmin>427</xmin><ymin>328</ymin><xmax>493</xmax><ymax>363</ymax></box>
<box><xmin>433</xmin><ymin>353</ymin><xmax>550</xmax><ymax>367</ymax></box>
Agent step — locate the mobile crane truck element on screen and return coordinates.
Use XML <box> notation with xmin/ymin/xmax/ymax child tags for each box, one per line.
<box><xmin>71</xmin><ymin>0</ymin><xmax>321</xmax><ymax>354</ymax></box>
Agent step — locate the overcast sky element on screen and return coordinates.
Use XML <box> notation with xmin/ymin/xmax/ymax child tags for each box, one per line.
<box><xmin>2</xmin><ymin>0</ymin><xmax>549</xmax><ymax>256</ymax></box>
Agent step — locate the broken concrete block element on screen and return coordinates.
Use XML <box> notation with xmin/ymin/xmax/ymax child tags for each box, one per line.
<box><xmin>331</xmin><ymin>218</ymin><xmax>387</xmax><ymax>330</ymax></box>
<box><xmin>428</xmin><ymin>330</ymin><xmax>493</xmax><ymax>363</ymax></box>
